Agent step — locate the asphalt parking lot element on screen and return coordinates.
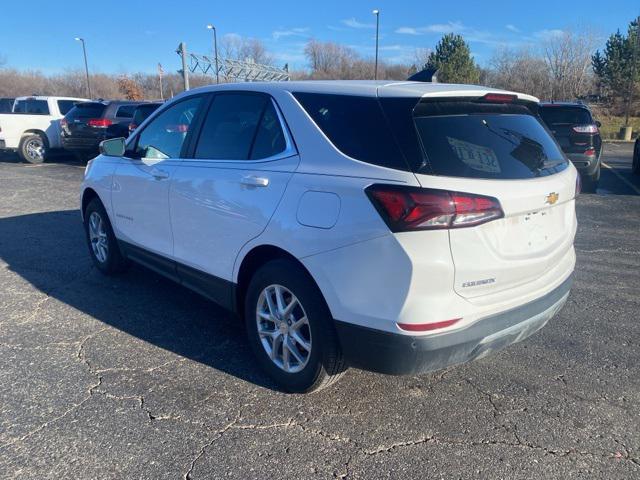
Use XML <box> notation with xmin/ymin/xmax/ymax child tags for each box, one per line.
<box><xmin>0</xmin><ymin>143</ymin><xmax>639</xmax><ymax>479</ymax></box>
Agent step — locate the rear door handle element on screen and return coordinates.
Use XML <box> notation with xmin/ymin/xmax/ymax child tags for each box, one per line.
<box><xmin>240</xmin><ymin>175</ymin><xmax>269</xmax><ymax>187</ymax></box>
<box><xmin>151</xmin><ymin>168</ymin><xmax>169</xmax><ymax>180</ymax></box>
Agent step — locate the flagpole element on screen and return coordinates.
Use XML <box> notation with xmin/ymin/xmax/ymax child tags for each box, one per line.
<box><xmin>158</xmin><ymin>63</ymin><xmax>164</xmax><ymax>101</ymax></box>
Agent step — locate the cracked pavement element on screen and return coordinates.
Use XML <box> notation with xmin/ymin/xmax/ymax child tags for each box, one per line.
<box><xmin>0</xmin><ymin>144</ymin><xmax>639</xmax><ymax>479</ymax></box>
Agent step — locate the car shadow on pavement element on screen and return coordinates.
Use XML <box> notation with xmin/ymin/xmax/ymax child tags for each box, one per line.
<box><xmin>0</xmin><ymin>208</ymin><xmax>280</xmax><ymax>391</ymax></box>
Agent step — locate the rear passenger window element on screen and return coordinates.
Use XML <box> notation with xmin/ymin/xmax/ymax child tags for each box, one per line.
<box><xmin>57</xmin><ymin>100</ymin><xmax>76</xmax><ymax>115</ymax></box>
<box><xmin>13</xmin><ymin>99</ymin><xmax>50</xmax><ymax>115</ymax></box>
<box><xmin>250</xmin><ymin>101</ymin><xmax>287</xmax><ymax>159</ymax></box>
<box><xmin>194</xmin><ymin>93</ymin><xmax>267</xmax><ymax>160</ymax></box>
<box><xmin>115</xmin><ymin>105</ymin><xmax>136</xmax><ymax>118</ymax></box>
<box><xmin>293</xmin><ymin>92</ymin><xmax>408</xmax><ymax>171</ymax></box>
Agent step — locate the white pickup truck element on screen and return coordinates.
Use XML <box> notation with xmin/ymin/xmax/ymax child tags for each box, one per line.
<box><xmin>0</xmin><ymin>95</ymin><xmax>89</xmax><ymax>163</ymax></box>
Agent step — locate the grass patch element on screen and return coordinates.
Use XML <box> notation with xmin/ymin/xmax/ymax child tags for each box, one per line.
<box><xmin>595</xmin><ymin>115</ymin><xmax>640</xmax><ymax>140</ymax></box>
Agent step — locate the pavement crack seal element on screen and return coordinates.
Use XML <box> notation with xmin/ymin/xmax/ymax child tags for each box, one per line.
<box><xmin>183</xmin><ymin>410</ymin><xmax>244</xmax><ymax>480</ymax></box>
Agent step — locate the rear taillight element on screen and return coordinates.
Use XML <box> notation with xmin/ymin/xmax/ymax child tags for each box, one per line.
<box><xmin>572</xmin><ymin>124</ymin><xmax>599</xmax><ymax>134</ymax></box>
<box><xmin>366</xmin><ymin>185</ymin><xmax>504</xmax><ymax>232</ymax></box>
<box><xmin>584</xmin><ymin>147</ymin><xmax>596</xmax><ymax>157</ymax></box>
<box><xmin>88</xmin><ymin>118</ymin><xmax>112</xmax><ymax>128</ymax></box>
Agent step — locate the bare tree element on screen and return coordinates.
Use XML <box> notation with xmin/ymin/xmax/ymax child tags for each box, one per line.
<box><xmin>221</xmin><ymin>34</ymin><xmax>274</xmax><ymax>66</ymax></box>
<box><xmin>542</xmin><ymin>28</ymin><xmax>598</xmax><ymax>100</ymax></box>
<box><xmin>487</xmin><ymin>48</ymin><xmax>552</xmax><ymax>100</ymax></box>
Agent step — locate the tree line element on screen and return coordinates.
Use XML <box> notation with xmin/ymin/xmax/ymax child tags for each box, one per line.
<box><xmin>0</xmin><ymin>17</ymin><xmax>638</xmax><ymax>118</ymax></box>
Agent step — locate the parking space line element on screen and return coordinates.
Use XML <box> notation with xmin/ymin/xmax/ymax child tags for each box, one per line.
<box><xmin>601</xmin><ymin>161</ymin><xmax>640</xmax><ymax>195</ymax></box>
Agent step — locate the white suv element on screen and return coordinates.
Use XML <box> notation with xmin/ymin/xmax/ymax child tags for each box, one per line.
<box><xmin>80</xmin><ymin>81</ymin><xmax>577</xmax><ymax>393</ymax></box>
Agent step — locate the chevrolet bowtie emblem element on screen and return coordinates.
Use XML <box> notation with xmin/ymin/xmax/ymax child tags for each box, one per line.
<box><xmin>545</xmin><ymin>192</ymin><xmax>559</xmax><ymax>205</ymax></box>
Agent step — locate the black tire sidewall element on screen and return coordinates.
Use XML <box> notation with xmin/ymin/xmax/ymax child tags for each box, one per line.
<box><xmin>83</xmin><ymin>198</ymin><xmax>121</xmax><ymax>274</ymax></box>
<box><xmin>244</xmin><ymin>259</ymin><xmax>337</xmax><ymax>393</ymax></box>
<box><xmin>19</xmin><ymin>134</ymin><xmax>46</xmax><ymax>164</ymax></box>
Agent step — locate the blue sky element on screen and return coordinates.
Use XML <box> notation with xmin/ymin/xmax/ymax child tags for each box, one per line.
<box><xmin>0</xmin><ymin>0</ymin><xmax>638</xmax><ymax>75</ymax></box>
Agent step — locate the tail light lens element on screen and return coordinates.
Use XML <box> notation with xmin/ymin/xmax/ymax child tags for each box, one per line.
<box><xmin>87</xmin><ymin>118</ymin><xmax>112</xmax><ymax>128</ymax></box>
<box><xmin>479</xmin><ymin>93</ymin><xmax>518</xmax><ymax>103</ymax></box>
<box><xmin>366</xmin><ymin>185</ymin><xmax>504</xmax><ymax>232</ymax></box>
<box><xmin>584</xmin><ymin>147</ymin><xmax>596</xmax><ymax>157</ymax></box>
<box><xmin>572</xmin><ymin>124</ymin><xmax>599</xmax><ymax>134</ymax></box>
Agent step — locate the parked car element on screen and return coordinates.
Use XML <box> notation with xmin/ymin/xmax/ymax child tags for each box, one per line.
<box><xmin>104</xmin><ymin>102</ymin><xmax>163</xmax><ymax>140</ymax></box>
<box><xmin>633</xmin><ymin>137</ymin><xmax>640</xmax><ymax>175</ymax></box>
<box><xmin>0</xmin><ymin>95</ymin><xmax>88</xmax><ymax>162</ymax></box>
<box><xmin>0</xmin><ymin>97</ymin><xmax>15</xmax><ymax>113</ymax></box>
<box><xmin>80</xmin><ymin>82</ymin><xmax>578</xmax><ymax>393</ymax></box>
<box><xmin>61</xmin><ymin>100</ymin><xmax>147</xmax><ymax>159</ymax></box>
<box><xmin>539</xmin><ymin>102</ymin><xmax>602</xmax><ymax>191</ymax></box>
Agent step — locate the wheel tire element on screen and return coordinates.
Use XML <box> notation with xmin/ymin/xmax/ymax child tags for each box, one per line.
<box><xmin>18</xmin><ymin>134</ymin><xmax>47</xmax><ymax>164</ymax></box>
<box><xmin>244</xmin><ymin>258</ymin><xmax>346</xmax><ymax>393</ymax></box>
<box><xmin>83</xmin><ymin>197</ymin><xmax>130</xmax><ymax>275</ymax></box>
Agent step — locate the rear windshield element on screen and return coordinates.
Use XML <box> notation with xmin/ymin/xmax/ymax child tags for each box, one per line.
<box><xmin>540</xmin><ymin>106</ymin><xmax>592</xmax><ymax>125</ymax></box>
<box><xmin>13</xmin><ymin>99</ymin><xmax>50</xmax><ymax>115</ymax></box>
<box><xmin>65</xmin><ymin>102</ymin><xmax>106</xmax><ymax>120</ymax></box>
<box><xmin>294</xmin><ymin>92</ymin><xmax>567</xmax><ymax>179</ymax></box>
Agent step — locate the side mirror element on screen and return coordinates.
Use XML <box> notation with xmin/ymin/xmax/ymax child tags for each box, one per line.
<box><xmin>99</xmin><ymin>137</ymin><xmax>126</xmax><ymax>157</ymax></box>
<box><xmin>595</xmin><ymin>121</ymin><xmax>602</xmax><ymax>128</ymax></box>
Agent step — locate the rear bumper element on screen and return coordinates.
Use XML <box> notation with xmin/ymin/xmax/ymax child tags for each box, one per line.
<box><xmin>334</xmin><ymin>274</ymin><xmax>572</xmax><ymax>375</ymax></box>
<box><xmin>566</xmin><ymin>153</ymin><xmax>600</xmax><ymax>175</ymax></box>
<box><xmin>62</xmin><ymin>136</ymin><xmax>101</xmax><ymax>152</ymax></box>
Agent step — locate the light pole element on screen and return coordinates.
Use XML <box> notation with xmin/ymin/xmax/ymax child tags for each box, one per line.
<box><xmin>206</xmin><ymin>24</ymin><xmax>220</xmax><ymax>84</ymax></box>
<box><xmin>74</xmin><ymin>37</ymin><xmax>92</xmax><ymax>98</ymax></box>
<box><xmin>372</xmin><ymin>9</ymin><xmax>380</xmax><ymax>80</ymax></box>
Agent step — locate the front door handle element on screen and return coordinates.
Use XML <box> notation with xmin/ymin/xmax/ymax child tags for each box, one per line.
<box><xmin>240</xmin><ymin>175</ymin><xmax>269</xmax><ymax>187</ymax></box>
<box><xmin>150</xmin><ymin>168</ymin><xmax>169</xmax><ymax>180</ymax></box>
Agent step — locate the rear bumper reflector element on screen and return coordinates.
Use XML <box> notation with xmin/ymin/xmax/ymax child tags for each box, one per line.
<box><xmin>397</xmin><ymin>318</ymin><xmax>461</xmax><ymax>332</ymax></box>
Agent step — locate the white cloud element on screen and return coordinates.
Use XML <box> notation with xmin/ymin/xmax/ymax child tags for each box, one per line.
<box><xmin>505</xmin><ymin>24</ymin><xmax>520</xmax><ymax>33</ymax></box>
<box><xmin>272</xmin><ymin>27</ymin><xmax>309</xmax><ymax>40</ymax></box>
<box><xmin>342</xmin><ymin>18</ymin><xmax>375</xmax><ymax>29</ymax></box>
<box><xmin>533</xmin><ymin>29</ymin><xmax>565</xmax><ymax>40</ymax></box>
<box><xmin>395</xmin><ymin>21</ymin><xmax>465</xmax><ymax>35</ymax></box>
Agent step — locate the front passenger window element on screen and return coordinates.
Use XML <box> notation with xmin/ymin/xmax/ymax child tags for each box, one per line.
<box><xmin>134</xmin><ymin>97</ymin><xmax>202</xmax><ymax>159</ymax></box>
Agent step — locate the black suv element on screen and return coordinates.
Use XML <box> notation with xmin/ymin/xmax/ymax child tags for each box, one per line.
<box><xmin>104</xmin><ymin>101</ymin><xmax>163</xmax><ymax>139</ymax></box>
<box><xmin>61</xmin><ymin>100</ymin><xmax>147</xmax><ymax>158</ymax></box>
<box><xmin>539</xmin><ymin>102</ymin><xmax>602</xmax><ymax>190</ymax></box>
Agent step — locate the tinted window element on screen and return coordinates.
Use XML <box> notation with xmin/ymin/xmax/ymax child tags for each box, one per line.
<box><xmin>414</xmin><ymin>113</ymin><xmax>567</xmax><ymax>179</ymax></box>
<box><xmin>115</xmin><ymin>105</ymin><xmax>136</xmax><ymax>118</ymax></box>
<box><xmin>57</xmin><ymin>100</ymin><xmax>77</xmax><ymax>115</ymax></box>
<box><xmin>250</xmin><ymin>101</ymin><xmax>287</xmax><ymax>159</ymax></box>
<box><xmin>194</xmin><ymin>93</ymin><xmax>267</xmax><ymax>160</ymax></box>
<box><xmin>540</xmin><ymin>107</ymin><xmax>592</xmax><ymax>125</ymax></box>
<box><xmin>132</xmin><ymin>104</ymin><xmax>161</xmax><ymax>125</ymax></box>
<box><xmin>66</xmin><ymin>103</ymin><xmax>106</xmax><ymax>120</ymax></box>
<box><xmin>293</xmin><ymin>92</ymin><xmax>407</xmax><ymax>171</ymax></box>
<box><xmin>134</xmin><ymin>96</ymin><xmax>202</xmax><ymax>159</ymax></box>
<box><xmin>13</xmin><ymin>99</ymin><xmax>50</xmax><ymax>115</ymax></box>
<box><xmin>0</xmin><ymin>98</ymin><xmax>13</xmax><ymax>113</ymax></box>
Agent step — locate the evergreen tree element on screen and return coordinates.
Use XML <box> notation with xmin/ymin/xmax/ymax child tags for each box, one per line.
<box><xmin>425</xmin><ymin>34</ymin><xmax>480</xmax><ymax>84</ymax></box>
<box><xmin>592</xmin><ymin>18</ymin><xmax>640</xmax><ymax>123</ymax></box>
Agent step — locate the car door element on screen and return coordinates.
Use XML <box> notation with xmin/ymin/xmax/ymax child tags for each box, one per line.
<box><xmin>169</xmin><ymin>92</ymin><xmax>298</xmax><ymax>301</ymax></box>
<box><xmin>110</xmin><ymin>95</ymin><xmax>204</xmax><ymax>267</ymax></box>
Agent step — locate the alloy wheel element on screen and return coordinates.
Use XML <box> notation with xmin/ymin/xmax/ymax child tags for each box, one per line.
<box><xmin>25</xmin><ymin>138</ymin><xmax>44</xmax><ymax>162</ymax></box>
<box><xmin>88</xmin><ymin>211</ymin><xmax>109</xmax><ymax>263</ymax></box>
<box><xmin>256</xmin><ymin>284</ymin><xmax>312</xmax><ymax>373</ymax></box>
